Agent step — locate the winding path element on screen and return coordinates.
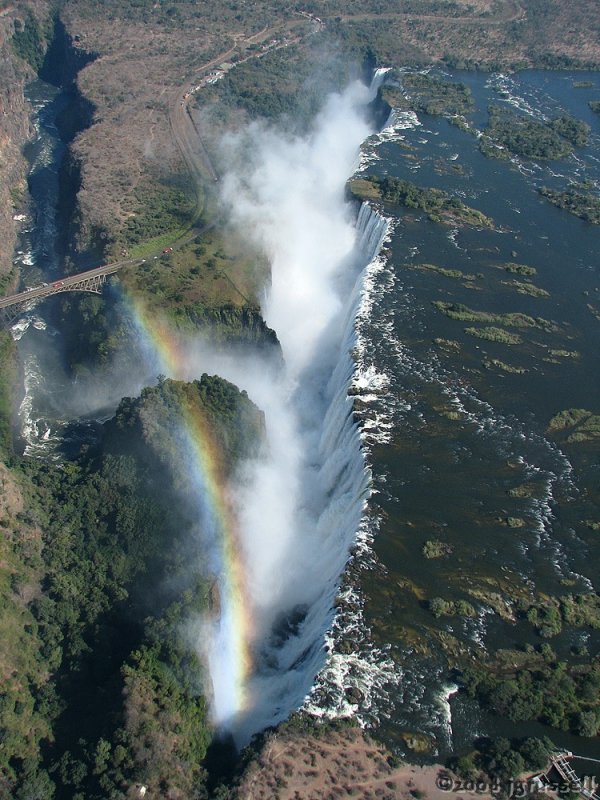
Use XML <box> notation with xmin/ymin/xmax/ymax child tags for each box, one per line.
<box><xmin>1</xmin><ymin>1</ymin><xmax>527</xmax><ymax>320</ymax></box>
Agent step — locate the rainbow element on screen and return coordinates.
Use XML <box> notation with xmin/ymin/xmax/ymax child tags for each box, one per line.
<box><xmin>125</xmin><ymin>292</ymin><xmax>253</xmax><ymax>727</ymax></box>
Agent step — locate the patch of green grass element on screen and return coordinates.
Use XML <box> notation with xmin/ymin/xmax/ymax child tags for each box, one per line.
<box><xmin>121</xmin><ymin>227</ymin><xmax>266</xmax><ymax>323</ymax></box>
<box><xmin>433</xmin><ymin>301</ymin><xmax>557</xmax><ymax>332</ymax></box>
<box><xmin>128</xmin><ymin>228</ymin><xmax>192</xmax><ymax>259</ymax></box>
<box><xmin>501</xmin><ymin>280</ymin><xmax>550</xmax><ymax>298</ymax></box>
<box><xmin>466</xmin><ymin>326</ymin><xmax>522</xmax><ymax>345</ymax></box>
<box><xmin>412</xmin><ymin>262</ymin><xmax>478</xmax><ymax>281</ymax></box>
<box><xmin>547</xmin><ymin>408</ymin><xmax>600</xmax><ymax>443</ymax></box>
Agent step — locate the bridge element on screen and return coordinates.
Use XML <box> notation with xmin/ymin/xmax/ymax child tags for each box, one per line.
<box><xmin>537</xmin><ymin>751</ymin><xmax>600</xmax><ymax>800</ymax></box>
<box><xmin>0</xmin><ymin>257</ymin><xmax>141</xmax><ymax>322</ymax></box>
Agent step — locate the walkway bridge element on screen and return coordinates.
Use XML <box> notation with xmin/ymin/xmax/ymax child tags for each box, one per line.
<box><xmin>539</xmin><ymin>751</ymin><xmax>600</xmax><ymax>800</ymax></box>
<box><xmin>0</xmin><ymin>258</ymin><xmax>141</xmax><ymax>323</ymax></box>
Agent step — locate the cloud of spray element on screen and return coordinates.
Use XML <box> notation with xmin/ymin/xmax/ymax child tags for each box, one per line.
<box><xmin>20</xmin><ymin>73</ymin><xmax>385</xmax><ymax>742</ymax></box>
<box><xmin>182</xmin><ymin>76</ymin><xmax>385</xmax><ymax>741</ymax></box>
<box><xmin>219</xmin><ymin>83</ymin><xmax>373</xmax><ymax>379</ymax></box>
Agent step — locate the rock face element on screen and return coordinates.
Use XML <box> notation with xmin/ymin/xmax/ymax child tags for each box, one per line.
<box><xmin>0</xmin><ymin>12</ymin><xmax>39</xmax><ymax>289</ymax></box>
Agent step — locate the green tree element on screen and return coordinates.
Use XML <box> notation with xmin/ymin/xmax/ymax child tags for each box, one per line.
<box><xmin>518</xmin><ymin>738</ymin><xmax>553</xmax><ymax>771</ymax></box>
<box><xmin>574</xmin><ymin>710</ymin><xmax>600</xmax><ymax>738</ymax></box>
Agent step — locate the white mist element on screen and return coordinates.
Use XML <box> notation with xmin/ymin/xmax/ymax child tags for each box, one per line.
<box><xmin>197</xmin><ymin>74</ymin><xmax>389</xmax><ymax>742</ymax></box>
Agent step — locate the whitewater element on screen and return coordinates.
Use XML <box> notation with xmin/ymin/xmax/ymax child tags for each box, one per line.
<box><xmin>13</xmin><ymin>71</ymin><xmax>392</xmax><ymax>744</ymax></box>
<box><xmin>190</xmin><ymin>73</ymin><xmax>392</xmax><ymax>742</ymax></box>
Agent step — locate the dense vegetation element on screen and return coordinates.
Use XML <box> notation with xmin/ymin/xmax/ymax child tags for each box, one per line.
<box><xmin>450</xmin><ymin>736</ymin><xmax>555</xmax><ymax>783</ymax></box>
<box><xmin>524</xmin><ymin>593</ymin><xmax>600</xmax><ymax>638</ymax></box>
<box><xmin>465</xmin><ymin>326</ymin><xmax>522</xmax><ymax>345</ymax></box>
<box><xmin>57</xmin><ymin>294</ymin><xmax>128</xmax><ymax>374</ymax></box>
<box><xmin>122</xmin><ymin>177</ymin><xmax>196</xmax><ymax>248</ymax></box>
<box><xmin>382</xmin><ymin>72</ymin><xmax>474</xmax><ymax>117</ymax></box>
<box><xmin>463</xmin><ymin>650</ymin><xmax>600</xmax><ymax>736</ymax></box>
<box><xmin>199</xmin><ymin>40</ymin><xmax>361</xmax><ymax>129</ymax></box>
<box><xmin>0</xmin><ymin>375</ymin><xmax>263</xmax><ymax>799</ymax></box>
<box><xmin>480</xmin><ymin>106</ymin><xmax>590</xmax><ymax>160</ymax></box>
<box><xmin>11</xmin><ymin>10</ymin><xmax>49</xmax><ymax>71</ymax></box>
<box><xmin>539</xmin><ymin>185</ymin><xmax>600</xmax><ymax>225</ymax></box>
<box><xmin>0</xmin><ymin>331</ymin><xmax>18</xmax><ymax>458</ymax></box>
<box><xmin>547</xmin><ymin>408</ymin><xmax>600</xmax><ymax>443</ymax></box>
<box><xmin>424</xmin><ymin>590</ymin><xmax>600</xmax><ymax>738</ymax></box>
<box><xmin>348</xmin><ymin>176</ymin><xmax>494</xmax><ymax>227</ymax></box>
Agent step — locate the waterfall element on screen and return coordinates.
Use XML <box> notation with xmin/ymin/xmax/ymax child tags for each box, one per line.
<box><xmin>9</xmin><ymin>66</ymin><xmax>395</xmax><ymax>742</ymax></box>
<box><xmin>220</xmin><ymin>197</ymin><xmax>391</xmax><ymax>744</ymax></box>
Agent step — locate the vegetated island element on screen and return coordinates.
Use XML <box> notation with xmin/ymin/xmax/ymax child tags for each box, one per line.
<box><xmin>381</xmin><ymin>71</ymin><xmax>474</xmax><ymax>117</ymax></box>
<box><xmin>410</xmin><ymin>262</ymin><xmax>479</xmax><ymax>281</ymax></box>
<box><xmin>432</xmin><ymin>301</ymin><xmax>558</xmax><ymax>332</ymax></box>
<box><xmin>348</xmin><ymin>176</ymin><xmax>494</xmax><ymax>228</ymax></box>
<box><xmin>539</xmin><ymin>185</ymin><xmax>600</xmax><ymax>224</ymax></box>
<box><xmin>480</xmin><ymin>105</ymin><xmax>590</xmax><ymax>160</ymax></box>
<box><xmin>547</xmin><ymin>408</ymin><xmax>600</xmax><ymax>443</ymax></box>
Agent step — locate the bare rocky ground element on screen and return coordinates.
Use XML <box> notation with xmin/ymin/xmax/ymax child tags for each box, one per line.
<box><xmin>1</xmin><ymin>2</ymin><xmax>600</xmax><ymax>795</ymax></box>
<box><xmin>3</xmin><ymin>0</ymin><xmax>600</xmax><ymax>274</ymax></box>
<box><xmin>234</xmin><ymin>727</ymin><xmax>496</xmax><ymax>800</ymax></box>
<box><xmin>0</xmin><ymin>2</ymin><xmax>48</xmax><ymax>285</ymax></box>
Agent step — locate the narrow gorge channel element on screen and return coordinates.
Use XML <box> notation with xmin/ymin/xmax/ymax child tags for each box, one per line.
<box><xmin>11</xmin><ymin>57</ymin><xmax>396</xmax><ymax>748</ymax></box>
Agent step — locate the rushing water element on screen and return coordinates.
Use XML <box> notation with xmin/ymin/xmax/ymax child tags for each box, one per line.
<box><xmin>11</xmin><ymin>79</ymin><xmax>106</xmax><ymax>459</ymax></box>
<box><xmin>307</xmin><ymin>68</ymin><xmax>600</xmax><ymax>760</ymax></box>
<box><xmin>13</xmin><ymin>67</ymin><xmax>600</xmax><ymax>756</ymax></box>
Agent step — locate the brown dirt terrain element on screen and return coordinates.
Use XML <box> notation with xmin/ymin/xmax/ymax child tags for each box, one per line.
<box><xmin>0</xmin><ymin>2</ymin><xmax>48</xmax><ymax>285</ymax></box>
<box><xmin>2</xmin><ymin>0</ymin><xmax>600</xmax><ymax>291</ymax></box>
<box><xmin>47</xmin><ymin>0</ymin><xmax>600</xmax><ymax>269</ymax></box>
<box><xmin>235</xmin><ymin>727</ymin><xmax>494</xmax><ymax>800</ymax></box>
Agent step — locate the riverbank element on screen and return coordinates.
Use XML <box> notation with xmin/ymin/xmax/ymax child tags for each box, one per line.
<box><xmin>234</xmin><ymin>727</ymin><xmax>495</xmax><ymax>800</ymax></box>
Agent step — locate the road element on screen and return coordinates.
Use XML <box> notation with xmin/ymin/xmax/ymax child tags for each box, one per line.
<box><xmin>0</xmin><ymin>258</ymin><xmax>140</xmax><ymax>310</ymax></box>
<box><xmin>2</xmin><ymin>5</ymin><xmax>526</xmax><ymax>317</ymax></box>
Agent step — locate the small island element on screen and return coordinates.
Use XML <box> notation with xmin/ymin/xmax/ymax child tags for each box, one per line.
<box><xmin>381</xmin><ymin>72</ymin><xmax>474</xmax><ymax>117</ymax></box>
<box><xmin>539</xmin><ymin>185</ymin><xmax>600</xmax><ymax>224</ymax></box>
<box><xmin>432</xmin><ymin>301</ymin><xmax>558</xmax><ymax>332</ymax></box>
<box><xmin>348</xmin><ymin>176</ymin><xmax>494</xmax><ymax>228</ymax></box>
<box><xmin>480</xmin><ymin>105</ymin><xmax>590</xmax><ymax>161</ymax></box>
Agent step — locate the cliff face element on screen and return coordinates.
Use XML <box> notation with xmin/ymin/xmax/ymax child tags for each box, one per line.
<box><xmin>0</xmin><ymin>5</ymin><xmax>99</xmax><ymax>290</ymax></box>
<box><xmin>0</xmin><ymin>14</ymin><xmax>37</xmax><ymax>291</ymax></box>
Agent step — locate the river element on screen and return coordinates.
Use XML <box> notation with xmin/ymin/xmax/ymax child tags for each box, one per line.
<box><xmin>12</xmin><ymin>67</ymin><xmax>600</xmax><ymax>760</ymax></box>
<box><xmin>307</xmin><ymin>68</ymin><xmax>600</xmax><ymax>761</ymax></box>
